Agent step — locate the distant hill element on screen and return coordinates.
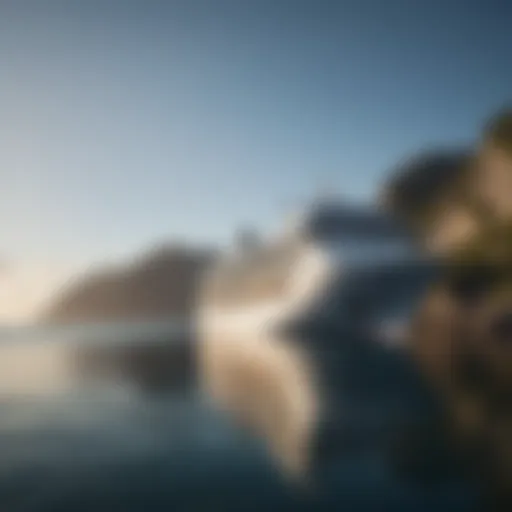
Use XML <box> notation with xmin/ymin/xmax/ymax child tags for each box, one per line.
<box><xmin>42</xmin><ymin>245</ymin><xmax>215</xmax><ymax>324</ymax></box>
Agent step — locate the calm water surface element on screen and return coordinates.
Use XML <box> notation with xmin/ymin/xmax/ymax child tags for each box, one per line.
<box><xmin>0</xmin><ymin>322</ymin><xmax>476</xmax><ymax>512</ymax></box>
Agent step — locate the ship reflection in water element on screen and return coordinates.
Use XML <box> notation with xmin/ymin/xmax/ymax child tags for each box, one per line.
<box><xmin>0</xmin><ymin>321</ymin><xmax>475</xmax><ymax>512</ymax></box>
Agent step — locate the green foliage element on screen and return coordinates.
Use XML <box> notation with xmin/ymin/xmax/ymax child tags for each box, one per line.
<box><xmin>448</xmin><ymin>221</ymin><xmax>512</xmax><ymax>300</ymax></box>
<box><xmin>384</xmin><ymin>150</ymin><xmax>470</xmax><ymax>229</ymax></box>
<box><xmin>385</xmin><ymin>108</ymin><xmax>512</xmax><ymax>241</ymax></box>
<box><xmin>485</xmin><ymin>108</ymin><xmax>512</xmax><ymax>154</ymax></box>
<box><xmin>450</xmin><ymin>221</ymin><xmax>512</xmax><ymax>266</ymax></box>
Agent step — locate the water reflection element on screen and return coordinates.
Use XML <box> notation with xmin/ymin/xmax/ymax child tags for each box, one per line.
<box><xmin>0</xmin><ymin>341</ymin><xmax>73</xmax><ymax>396</ymax></box>
<box><xmin>0</xmin><ymin>321</ymin><xmax>193</xmax><ymax>399</ymax></box>
<box><xmin>0</xmin><ymin>323</ymin><xmax>477</xmax><ymax>512</ymax></box>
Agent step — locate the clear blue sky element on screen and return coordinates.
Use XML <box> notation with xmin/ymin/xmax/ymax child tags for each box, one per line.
<box><xmin>1</xmin><ymin>0</ymin><xmax>512</xmax><ymax>267</ymax></box>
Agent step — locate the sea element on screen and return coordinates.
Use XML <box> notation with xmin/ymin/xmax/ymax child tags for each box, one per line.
<box><xmin>0</xmin><ymin>321</ymin><xmax>477</xmax><ymax>512</ymax></box>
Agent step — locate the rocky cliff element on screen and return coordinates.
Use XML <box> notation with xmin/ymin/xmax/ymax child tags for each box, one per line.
<box><xmin>42</xmin><ymin>245</ymin><xmax>215</xmax><ymax>324</ymax></box>
<box><xmin>386</xmin><ymin>109</ymin><xmax>512</xmax><ymax>508</ymax></box>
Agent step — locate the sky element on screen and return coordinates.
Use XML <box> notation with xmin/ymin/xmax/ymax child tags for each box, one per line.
<box><xmin>1</xmin><ymin>0</ymin><xmax>512</xmax><ymax>321</ymax></box>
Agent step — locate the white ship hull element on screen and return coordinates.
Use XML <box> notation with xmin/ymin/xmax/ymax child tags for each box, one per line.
<box><xmin>196</xmin><ymin>201</ymin><xmax>426</xmax><ymax>480</ymax></box>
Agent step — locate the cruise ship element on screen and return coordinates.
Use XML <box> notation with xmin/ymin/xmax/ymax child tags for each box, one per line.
<box><xmin>197</xmin><ymin>198</ymin><xmax>437</xmax><ymax>481</ymax></box>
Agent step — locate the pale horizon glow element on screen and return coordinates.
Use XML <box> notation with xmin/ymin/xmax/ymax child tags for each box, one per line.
<box><xmin>0</xmin><ymin>264</ymin><xmax>79</xmax><ymax>324</ymax></box>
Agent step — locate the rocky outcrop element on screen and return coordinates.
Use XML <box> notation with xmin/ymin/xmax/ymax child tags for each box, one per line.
<box><xmin>383</xmin><ymin>110</ymin><xmax>512</xmax><ymax>509</ymax></box>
